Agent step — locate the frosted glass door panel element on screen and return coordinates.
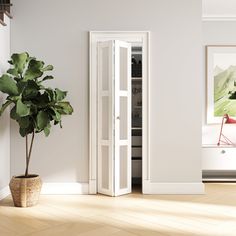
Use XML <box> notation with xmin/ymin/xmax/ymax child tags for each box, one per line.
<box><xmin>97</xmin><ymin>41</ymin><xmax>114</xmax><ymax>196</ymax></box>
<box><xmin>120</xmin><ymin>97</ymin><xmax>128</xmax><ymax>140</ymax></box>
<box><xmin>101</xmin><ymin>146</ymin><xmax>109</xmax><ymax>189</ymax></box>
<box><xmin>102</xmin><ymin>96</ymin><xmax>109</xmax><ymax>140</ymax></box>
<box><xmin>114</xmin><ymin>41</ymin><xmax>131</xmax><ymax>196</ymax></box>
<box><xmin>101</xmin><ymin>47</ymin><xmax>109</xmax><ymax>91</ymax></box>
<box><xmin>120</xmin><ymin>47</ymin><xmax>128</xmax><ymax>91</ymax></box>
<box><xmin>119</xmin><ymin>146</ymin><xmax>128</xmax><ymax>189</ymax></box>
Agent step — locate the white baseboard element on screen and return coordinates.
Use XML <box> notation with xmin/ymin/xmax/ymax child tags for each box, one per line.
<box><xmin>0</xmin><ymin>183</ymin><xmax>89</xmax><ymax>198</ymax></box>
<box><xmin>2</xmin><ymin>181</ymin><xmax>204</xmax><ymax>196</ymax></box>
<box><xmin>143</xmin><ymin>180</ymin><xmax>205</xmax><ymax>194</ymax></box>
<box><xmin>0</xmin><ymin>186</ymin><xmax>10</xmax><ymax>200</ymax></box>
<box><xmin>41</xmin><ymin>183</ymin><xmax>89</xmax><ymax>195</ymax></box>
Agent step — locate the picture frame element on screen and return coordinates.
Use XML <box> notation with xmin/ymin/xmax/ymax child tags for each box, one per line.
<box><xmin>206</xmin><ymin>45</ymin><xmax>236</xmax><ymax>124</ymax></box>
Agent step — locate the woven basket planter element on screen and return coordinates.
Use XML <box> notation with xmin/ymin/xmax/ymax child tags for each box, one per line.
<box><xmin>9</xmin><ymin>175</ymin><xmax>42</xmax><ymax>207</ymax></box>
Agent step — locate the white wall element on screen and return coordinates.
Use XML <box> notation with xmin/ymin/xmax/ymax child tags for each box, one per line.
<box><xmin>202</xmin><ymin>21</ymin><xmax>236</xmax><ymax>145</ymax></box>
<box><xmin>11</xmin><ymin>0</ymin><xmax>203</xmax><ymax>192</ymax></box>
<box><xmin>203</xmin><ymin>0</ymin><xmax>236</xmax><ymax>17</ymax></box>
<box><xmin>0</xmin><ymin>16</ymin><xmax>11</xmax><ymax>195</ymax></box>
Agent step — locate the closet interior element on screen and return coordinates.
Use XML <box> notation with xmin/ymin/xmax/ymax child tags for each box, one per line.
<box><xmin>131</xmin><ymin>45</ymin><xmax>142</xmax><ymax>190</ymax></box>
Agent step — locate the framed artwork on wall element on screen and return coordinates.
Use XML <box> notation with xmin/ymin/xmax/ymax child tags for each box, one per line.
<box><xmin>206</xmin><ymin>45</ymin><xmax>236</xmax><ymax>124</ymax></box>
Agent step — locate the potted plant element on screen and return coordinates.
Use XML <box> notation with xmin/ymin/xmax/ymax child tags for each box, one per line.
<box><xmin>0</xmin><ymin>52</ymin><xmax>73</xmax><ymax>207</ymax></box>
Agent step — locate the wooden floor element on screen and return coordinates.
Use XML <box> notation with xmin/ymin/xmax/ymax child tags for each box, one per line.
<box><xmin>1</xmin><ymin>183</ymin><xmax>236</xmax><ymax>236</ymax></box>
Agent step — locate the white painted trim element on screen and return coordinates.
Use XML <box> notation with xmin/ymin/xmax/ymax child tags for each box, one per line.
<box><xmin>1</xmin><ymin>183</ymin><xmax>89</xmax><ymax>199</ymax></box>
<box><xmin>202</xmin><ymin>15</ymin><xmax>236</xmax><ymax>22</ymax></box>
<box><xmin>143</xmin><ymin>181</ymin><xmax>205</xmax><ymax>194</ymax></box>
<box><xmin>89</xmin><ymin>31</ymin><xmax>150</xmax><ymax>195</ymax></box>
<box><xmin>0</xmin><ymin>186</ymin><xmax>10</xmax><ymax>200</ymax></box>
<box><xmin>41</xmin><ymin>183</ymin><xmax>88</xmax><ymax>195</ymax></box>
<box><xmin>89</xmin><ymin>179</ymin><xmax>97</xmax><ymax>194</ymax></box>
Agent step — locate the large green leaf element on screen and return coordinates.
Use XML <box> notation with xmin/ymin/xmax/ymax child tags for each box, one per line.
<box><xmin>19</xmin><ymin>125</ymin><xmax>34</xmax><ymax>137</ymax></box>
<box><xmin>24</xmin><ymin>102</ymin><xmax>37</xmax><ymax>115</ymax></box>
<box><xmin>42</xmin><ymin>75</ymin><xmax>54</xmax><ymax>82</ymax></box>
<box><xmin>42</xmin><ymin>65</ymin><xmax>53</xmax><ymax>72</ymax></box>
<box><xmin>10</xmin><ymin>52</ymin><xmax>29</xmax><ymax>74</ymax></box>
<box><xmin>24</xmin><ymin>59</ymin><xmax>44</xmax><ymax>81</ymax></box>
<box><xmin>16</xmin><ymin>99</ymin><xmax>30</xmax><ymax>117</ymax></box>
<box><xmin>0</xmin><ymin>101</ymin><xmax>12</xmax><ymax>116</ymax></box>
<box><xmin>19</xmin><ymin>128</ymin><xmax>27</xmax><ymax>137</ymax></box>
<box><xmin>49</xmin><ymin>108</ymin><xmax>61</xmax><ymax>121</ymax></box>
<box><xmin>36</xmin><ymin>110</ymin><xmax>49</xmax><ymax>130</ymax></box>
<box><xmin>7</xmin><ymin>95</ymin><xmax>20</xmax><ymax>102</ymax></box>
<box><xmin>45</xmin><ymin>88</ymin><xmax>55</xmax><ymax>102</ymax></box>
<box><xmin>10</xmin><ymin>106</ymin><xmax>19</xmax><ymax>120</ymax></box>
<box><xmin>55</xmin><ymin>88</ymin><xmax>67</xmax><ymax>101</ymax></box>
<box><xmin>17</xmin><ymin>81</ymin><xmax>27</xmax><ymax>94</ymax></box>
<box><xmin>43</xmin><ymin>123</ymin><xmax>51</xmax><ymax>137</ymax></box>
<box><xmin>18</xmin><ymin>116</ymin><xmax>30</xmax><ymax>129</ymax></box>
<box><xmin>7</xmin><ymin>68</ymin><xmax>19</xmax><ymax>77</ymax></box>
<box><xmin>56</xmin><ymin>101</ymin><xmax>73</xmax><ymax>115</ymax></box>
<box><xmin>33</xmin><ymin>92</ymin><xmax>50</xmax><ymax>108</ymax></box>
<box><xmin>0</xmin><ymin>74</ymin><xmax>19</xmax><ymax>95</ymax></box>
<box><xmin>22</xmin><ymin>80</ymin><xmax>40</xmax><ymax>100</ymax></box>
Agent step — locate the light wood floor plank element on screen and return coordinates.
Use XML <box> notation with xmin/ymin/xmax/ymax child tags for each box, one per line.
<box><xmin>1</xmin><ymin>183</ymin><xmax>236</xmax><ymax>236</ymax></box>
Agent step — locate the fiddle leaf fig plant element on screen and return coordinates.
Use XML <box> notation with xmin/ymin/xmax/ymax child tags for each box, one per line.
<box><xmin>0</xmin><ymin>52</ymin><xmax>73</xmax><ymax>177</ymax></box>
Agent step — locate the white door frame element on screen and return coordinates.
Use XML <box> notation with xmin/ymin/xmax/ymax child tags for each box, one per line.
<box><xmin>89</xmin><ymin>31</ymin><xmax>150</xmax><ymax>194</ymax></box>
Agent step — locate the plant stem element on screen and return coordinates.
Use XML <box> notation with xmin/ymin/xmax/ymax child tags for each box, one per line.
<box><xmin>25</xmin><ymin>135</ymin><xmax>29</xmax><ymax>177</ymax></box>
<box><xmin>28</xmin><ymin>131</ymin><xmax>35</xmax><ymax>162</ymax></box>
<box><xmin>24</xmin><ymin>131</ymin><xmax>35</xmax><ymax>177</ymax></box>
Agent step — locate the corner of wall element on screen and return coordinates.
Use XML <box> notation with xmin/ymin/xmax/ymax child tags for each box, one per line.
<box><xmin>0</xmin><ymin>14</ymin><xmax>11</xmax><ymax>200</ymax></box>
<box><xmin>0</xmin><ymin>186</ymin><xmax>10</xmax><ymax>200</ymax></box>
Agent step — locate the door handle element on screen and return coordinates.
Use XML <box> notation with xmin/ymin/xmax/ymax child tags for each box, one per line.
<box><xmin>116</xmin><ymin>116</ymin><xmax>120</xmax><ymax>120</ymax></box>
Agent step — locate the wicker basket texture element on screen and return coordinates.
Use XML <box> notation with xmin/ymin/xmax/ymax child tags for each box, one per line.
<box><xmin>9</xmin><ymin>175</ymin><xmax>42</xmax><ymax>207</ymax></box>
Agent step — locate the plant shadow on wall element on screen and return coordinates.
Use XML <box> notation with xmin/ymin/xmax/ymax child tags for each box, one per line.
<box><xmin>0</xmin><ymin>52</ymin><xmax>73</xmax><ymax>207</ymax></box>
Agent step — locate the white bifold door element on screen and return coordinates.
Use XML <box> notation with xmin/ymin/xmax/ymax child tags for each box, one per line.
<box><xmin>97</xmin><ymin>40</ymin><xmax>131</xmax><ymax>196</ymax></box>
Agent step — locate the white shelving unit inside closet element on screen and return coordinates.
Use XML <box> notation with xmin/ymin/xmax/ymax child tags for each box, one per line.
<box><xmin>131</xmin><ymin>46</ymin><xmax>142</xmax><ymax>185</ymax></box>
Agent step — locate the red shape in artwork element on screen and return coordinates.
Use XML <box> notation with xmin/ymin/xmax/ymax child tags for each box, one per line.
<box><xmin>217</xmin><ymin>114</ymin><xmax>236</xmax><ymax>146</ymax></box>
<box><xmin>224</xmin><ymin>114</ymin><xmax>236</xmax><ymax>124</ymax></box>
